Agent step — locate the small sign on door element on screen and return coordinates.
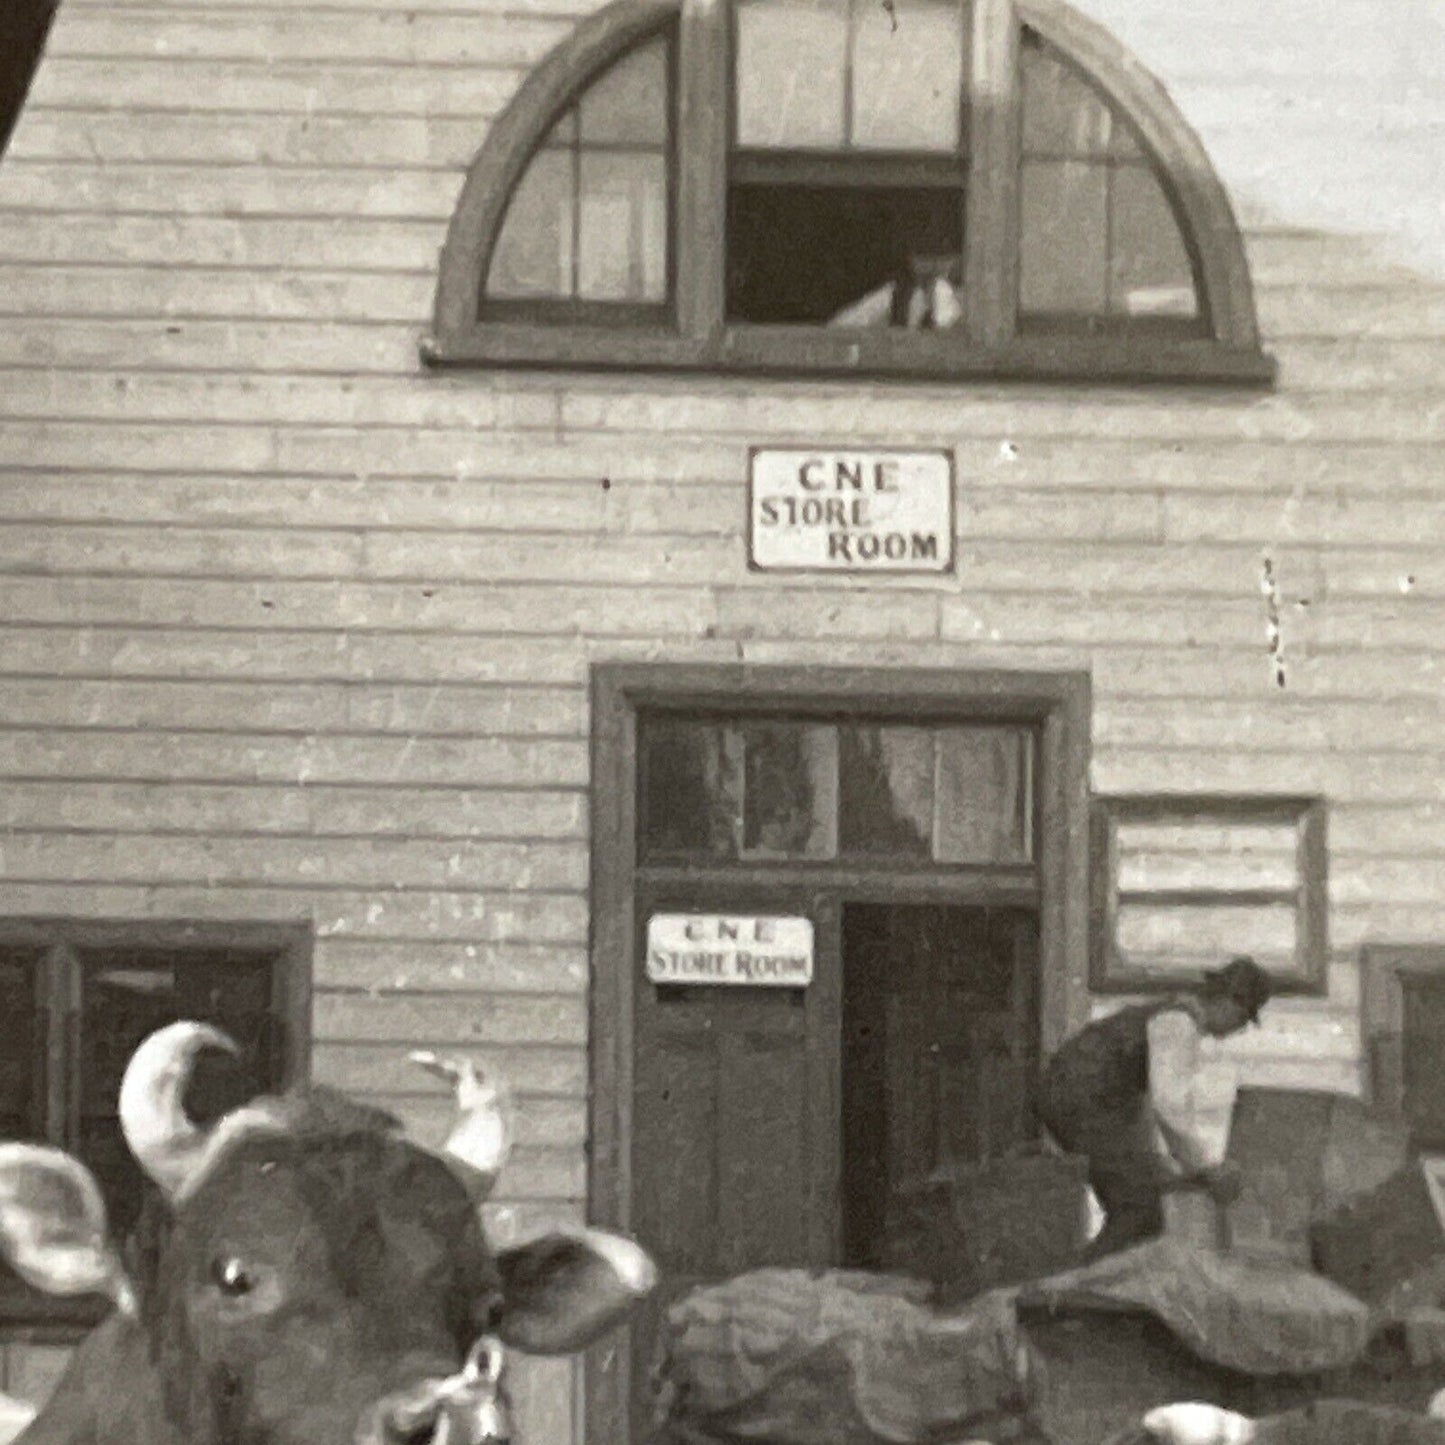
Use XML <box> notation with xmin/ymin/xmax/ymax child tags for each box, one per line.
<box><xmin>646</xmin><ymin>914</ymin><xmax>815</xmax><ymax>987</ymax></box>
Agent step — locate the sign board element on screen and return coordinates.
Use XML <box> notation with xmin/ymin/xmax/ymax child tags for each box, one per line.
<box><xmin>748</xmin><ymin>448</ymin><xmax>955</xmax><ymax>574</ymax></box>
<box><xmin>645</xmin><ymin>914</ymin><xmax>814</xmax><ymax>988</ymax></box>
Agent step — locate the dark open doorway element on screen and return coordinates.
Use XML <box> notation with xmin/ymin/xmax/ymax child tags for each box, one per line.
<box><xmin>841</xmin><ymin>902</ymin><xmax>1041</xmax><ymax>1269</ymax></box>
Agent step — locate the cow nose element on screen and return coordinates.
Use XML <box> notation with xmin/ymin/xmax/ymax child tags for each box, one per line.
<box><xmin>370</xmin><ymin>1379</ymin><xmax>509</xmax><ymax>1444</ymax></box>
<box><xmin>379</xmin><ymin>1385</ymin><xmax>444</xmax><ymax>1443</ymax></box>
<box><xmin>361</xmin><ymin>1340</ymin><xmax>511</xmax><ymax>1445</ymax></box>
<box><xmin>356</xmin><ymin>1372</ymin><xmax>451</xmax><ymax>1445</ymax></box>
<box><xmin>379</xmin><ymin>1389</ymin><xmax>513</xmax><ymax>1445</ymax></box>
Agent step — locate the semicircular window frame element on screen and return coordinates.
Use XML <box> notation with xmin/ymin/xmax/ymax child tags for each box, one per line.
<box><xmin>426</xmin><ymin>0</ymin><xmax>1274</xmax><ymax>387</ymax></box>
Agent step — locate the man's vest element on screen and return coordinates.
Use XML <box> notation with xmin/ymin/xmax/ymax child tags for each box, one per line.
<box><xmin>1040</xmin><ymin>1000</ymin><xmax>1194</xmax><ymax>1130</ymax></box>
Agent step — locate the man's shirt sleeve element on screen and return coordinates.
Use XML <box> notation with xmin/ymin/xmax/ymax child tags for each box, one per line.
<box><xmin>1146</xmin><ymin>1009</ymin><xmax>1214</xmax><ymax>1176</ymax></box>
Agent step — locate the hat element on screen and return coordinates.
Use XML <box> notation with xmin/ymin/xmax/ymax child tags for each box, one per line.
<box><xmin>1203</xmin><ymin>955</ymin><xmax>1273</xmax><ymax>1025</ymax></box>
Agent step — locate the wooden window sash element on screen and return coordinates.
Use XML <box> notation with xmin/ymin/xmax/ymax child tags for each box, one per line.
<box><xmin>479</xmin><ymin>298</ymin><xmax>669</xmax><ymax>328</ymax></box>
<box><xmin>636</xmin><ymin>715</ymin><xmax>1036</xmax><ymax>873</ymax></box>
<box><xmin>637</xmin><ymin>860</ymin><xmax>1041</xmax><ymax>905</ymax></box>
<box><xmin>1362</xmin><ymin>946</ymin><xmax>1445</xmax><ymax>1122</ymax></box>
<box><xmin>13</xmin><ymin>943</ymin><xmax>78</xmax><ymax>1151</ymax></box>
<box><xmin>1014</xmin><ymin>32</ymin><xmax>1205</xmax><ymax>331</ymax></box>
<box><xmin>962</xmin><ymin>0</ymin><xmax>1019</xmax><ymax>346</ymax></box>
<box><xmin>23</xmin><ymin>955</ymin><xmax>48</xmax><ymax>1141</ymax></box>
<box><xmin>2</xmin><ymin>946</ymin><xmax>84</xmax><ymax>1330</ymax></box>
<box><xmin>432</xmin><ymin>315</ymin><xmax>1272</xmax><ymax>384</ymax></box>
<box><xmin>428</xmin><ymin>0</ymin><xmax>1274</xmax><ymax>384</ymax></box>
<box><xmin>676</xmin><ymin>0</ymin><xmax>727</xmax><ymax>339</ymax></box>
<box><xmin>0</xmin><ymin>922</ymin><xmax>311</xmax><ymax>1329</ymax></box>
<box><xmin>729</xmin><ymin>150</ymin><xmax>968</xmax><ymax>191</ymax></box>
<box><xmin>1013</xmin><ymin>0</ymin><xmax>1257</xmax><ymax>348</ymax></box>
<box><xmin>1089</xmin><ymin>795</ymin><xmax>1328</xmax><ymax>996</ymax></box>
<box><xmin>428</xmin><ymin>0</ymin><xmax>679</xmax><ymax>340</ymax></box>
<box><xmin>50</xmin><ymin>943</ymin><xmax>81</xmax><ymax>1151</ymax></box>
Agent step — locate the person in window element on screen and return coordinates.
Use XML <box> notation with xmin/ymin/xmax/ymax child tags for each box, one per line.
<box><xmin>828</xmin><ymin>252</ymin><xmax>964</xmax><ymax>331</ymax></box>
<box><xmin>1037</xmin><ymin>955</ymin><xmax>1273</xmax><ymax>1262</ymax></box>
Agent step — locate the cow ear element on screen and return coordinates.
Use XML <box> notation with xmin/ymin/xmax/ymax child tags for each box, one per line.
<box><xmin>0</xmin><ymin>1144</ymin><xmax>137</xmax><ymax>1315</ymax></box>
<box><xmin>493</xmin><ymin>1229</ymin><xmax>656</xmax><ymax>1354</ymax></box>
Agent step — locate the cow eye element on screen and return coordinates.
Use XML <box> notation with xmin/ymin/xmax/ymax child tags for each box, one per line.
<box><xmin>211</xmin><ymin>1258</ymin><xmax>254</xmax><ymax>1298</ymax></box>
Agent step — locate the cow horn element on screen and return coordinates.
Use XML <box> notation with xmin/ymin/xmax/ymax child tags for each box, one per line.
<box><xmin>119</xmin><ymin>1021</ymin><xmax>238</xmax><ymax>1199</ymax></box>
<box><xmin>409</xmin><ymin>1052</ymin><xmax>513</xmax><ymax>1201</ymax></box>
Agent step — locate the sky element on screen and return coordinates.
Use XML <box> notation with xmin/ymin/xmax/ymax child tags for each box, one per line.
<box><xmin>1080</xmin><ymin>0</ymin><xmax>1445</xmax><ymax>280</ymax></box>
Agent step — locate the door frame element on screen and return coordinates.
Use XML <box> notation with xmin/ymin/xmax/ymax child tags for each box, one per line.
<box><xmin>585</xmin><ymin>661</ymin><xmax>1091</xmax><ymax>1442</ymax></box>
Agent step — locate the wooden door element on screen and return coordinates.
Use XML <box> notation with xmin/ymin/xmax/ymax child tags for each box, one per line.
<box><xmin>840</xmin><ymin>903</ymin><xmax>1039</xmax><ymax>1268</ymax></box>
<box><xmin>628</xmin><ymin>888</ymin><xmax>839</xmax><ymax>1439</ymax></box>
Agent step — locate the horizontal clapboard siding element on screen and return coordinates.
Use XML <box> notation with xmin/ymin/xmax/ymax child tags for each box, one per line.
<box><xmin>1</xmin><ymin>0</ymin><xmax>1442</xmax><ymax>1437</ymax></box>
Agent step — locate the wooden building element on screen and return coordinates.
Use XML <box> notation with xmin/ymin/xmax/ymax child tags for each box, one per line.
<box><xmin>0</xmin><ymin>0</ymin><xmax>1442</xmax><ymax>1438</ymax></box>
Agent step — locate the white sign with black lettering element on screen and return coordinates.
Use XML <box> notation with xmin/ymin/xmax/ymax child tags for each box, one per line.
<box><xmin>645</xmin><ymin>914</ymin><xmax>814</xmax><ymax>988</ymax></box>
<box><xmin>748</xmin><ymin>448</ymin><xmax>955</xmax><ymax>573</ymax></box>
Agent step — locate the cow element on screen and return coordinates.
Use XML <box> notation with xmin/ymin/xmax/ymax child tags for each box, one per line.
<box><xmin>0</xmin><ymin>1022</ymin><xmax>657</xmax><ymax>1445</ymax></box>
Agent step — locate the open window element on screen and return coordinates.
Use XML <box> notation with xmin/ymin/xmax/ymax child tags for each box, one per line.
<box><xmin>726</xmin><ymin>0</ymin><xmax>967</xmax><ymax>329</ymax></box>
<box><xmin>429</xmin><ymin>0</ymin><xmax>1272</xmax><ymax>384</ymax></box>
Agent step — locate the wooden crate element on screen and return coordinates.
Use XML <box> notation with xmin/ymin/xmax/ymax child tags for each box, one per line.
<box><xmin>1022</xmin><ymin>1304</ymin><xmax>1440</xmax><ymax>1445</ymax></box>
<box><xmin>1225</xmin><ymin>1088</ymin><xmax>1409</xmax><ymax>1264</ymax></box>
<box><xmin>884</xmin><ymin>1150</ymin><xmax>1090</xmax><ymax>1301</ymax></box>
<box><xmin>1313</xmin><ymin>1159</ymin><xmax>1445</xmax><ymax>1312</ymax></box>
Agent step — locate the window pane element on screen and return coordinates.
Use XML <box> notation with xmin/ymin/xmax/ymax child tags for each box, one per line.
<box><xmin>76</xmin><ymin>1117</ymin><xmax>148</xmax><ymax>1240</ymax></box>
<box><xmin>1110</xmin><ymin>112</ymin><xmax>1144</xmax><ymax>160</ymax></box>
<box><xmin>545</xmin><ymin>109</ymin><xmax>577</xmax><ymax>147</ymax></box>
<box><xmin>851</xmin><ymin>0</ymin><xmax>964</xmax><ymax>152</ymax></box>
<box><xmin>1019</xmin><ymin>159</ymin><xmax>1107</xmax><ymax>313</ymax></box>
<box><xmin>578</xmin><ymin>37</ymin><xmax>668</xmax><ymax>146</ymax></box>
<box><xmin>1109</xmin><ymin>163</ymin><xmax>1197</xmax><ymax>318</ymax></box>
<box><xmin>0</xmin><ymin>951</ymin><xmax>45</xmax><ymax>1310</ymax></box>
<box><xmin>1021</xmin><ymin>32</ymin><xmax>1112</xmax><ymax>158</ymax></box>
<box><xmin>174</xmin><ymin>952</ymin><xmax>281</xmax><ymax>1118</ymax></box>
<box><xmin>1116</xmin><ymin>819</ymin><xmax>1298</xmax><ymax>893</ymax></box>
<box><xmin>736</xmin><ymin>0</ymin><xmax>848</xmax><ymax>148</ymax></box>
<box><xmin>740</xmin><ymin>723</ymin><xmax>837</xmax><ymax>859</ymax></box>
<box><xmin>487</xmin><ymin>149</ymin><xmax>575</xmax><ymax>299</ymax></box>
<box><xmin>934</xmin><ymin>728</ymin><xmax>1033</xmax><ymax>863</ymax></box>
<box><xmin>78</xmin><ymin>952</ymin><xmax>277</xmax><ymax>1117</ymax></box>
<box><xmin>578</xmin><ymin>150</ymin><xmax>668</xmax><ymax>302</ymax></box>
<box><xmin>77</xmin><ymin>950</ymin><xmax>279</xmax><ymax>1238</ymax></box>
<box><xmin>639</xmin><ymin>718</ymin><xmax>740</xmax><ymax>858</ymax></box>
<box><xmin>0</xmin><ymin>950</ymin><xmax>40</xmax><ymax>1141</ymax></box>
<box><xmin>80</xmin><ymin>958</ymin><xmax>179</xmax><ymax>1118</ymax></box>
<box><xmin>839</xmin><ymin>726</ymin><xmax>933</xmax><ymax>856</ymax></box>
<box><xmin>1114</xmin><ymin>901</ymin><xmax>1297</xmax><ymax>981</ymax></box>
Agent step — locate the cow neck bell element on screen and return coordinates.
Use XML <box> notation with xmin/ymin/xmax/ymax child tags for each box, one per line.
<box><xmin>432</xmin><ymin>1336</ymin><xmax>512</xmax><ymax>1445</ymax></box>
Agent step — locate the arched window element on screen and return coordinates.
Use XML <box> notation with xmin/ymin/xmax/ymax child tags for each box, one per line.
<box><xmin>427</xmin><ymin>0</ymin><xmax>1273</xmax><ymax>385</ymax></box>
